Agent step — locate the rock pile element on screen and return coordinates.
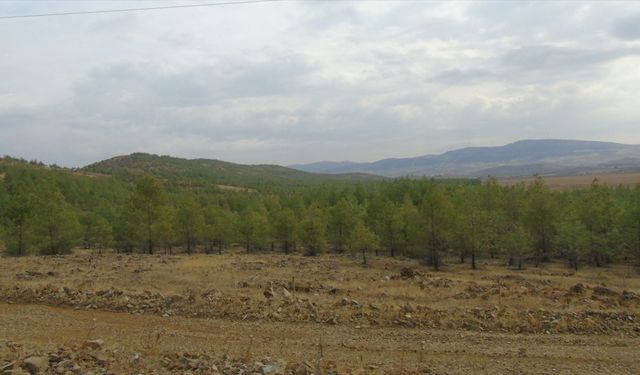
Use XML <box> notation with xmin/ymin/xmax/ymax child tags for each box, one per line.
<box><xmin>1</xmin><ymin>341</ymin><xmax>341</xmax><ymax>375</ymax></box>
<box><xmin>1</xmin><ymin>283</ymin><xmax>639</xmax><ymax>336</ymax></box>
<box><xmin>1</xmin><ymin>340</ymin><xmax>114</xmax><ymax>375</ymax></box>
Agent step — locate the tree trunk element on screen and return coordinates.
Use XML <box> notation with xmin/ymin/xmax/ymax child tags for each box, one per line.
<box><xmin>17</xmin><ymin>225</ymin><xmax>24</xmax><ymax>256</ymax></box>
<box><xmin>471</xmin><ymin>251</ymin><xmax>476</xmax><ymax>270</ymax></box>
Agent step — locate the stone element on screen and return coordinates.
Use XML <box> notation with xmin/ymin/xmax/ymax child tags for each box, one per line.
<box><xmin>569</xmin><ymin>283</ymin><xmax>585</xmax><ymax>294</ymax></box>
<box><xmin>622</xmin><ymin>290</ymin><xmax>639</xmax><ymax>300</ymax></box>
<box><xmin>261</xmin><ymin>360</ymin><xmax>285</xmax><ymax>375</ymax></box>
<box><xmin>282</xmin><ymin>288</ymin><xmax>292</xmax><ymax>299</ymax></box>
<box><xmin>400</xmin><ymin>267</ymin><xmax>416</xmax><ymax>279</ymax></box>
<box><xmin>593</xmin><ymin>286</ymin><xmax>617</xmax><ymax>296</ymax></box>
<box><xmin>22</xmin><ymin>356</ymin><xmax>49</xmax><ymax>375</ymax></box>
<box><xmin>263</xmin><ymin>288</ymin><xmax>275</xmax><ymax>299</ymax></box>
<box><xmin>83</xmin><ymin>339</ymin><xmax>104</xmax><ymax>350</ymax></box>
<box><xmin>1</xmin><ymin>361</ymin><xmax>16</xmax><ymax>372</ymax></box>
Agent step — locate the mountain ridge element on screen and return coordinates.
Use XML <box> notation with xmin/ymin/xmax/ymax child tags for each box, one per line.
<box><xmin>83</xmin><ymin>152</ymin><xmax>384</xmax><ymax>190</ymax></box>
<box><xmin>290</xmin><ymin>139</ymin><xmax>640</xmax><ymax>177</ymax></box>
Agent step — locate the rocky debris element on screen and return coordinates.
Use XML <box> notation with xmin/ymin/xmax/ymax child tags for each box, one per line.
<box><xmin>2</xmin><ymin>341</ymin><xmax>344</xmax><ymax>375</ymax></box>
<box><xmin>399</xmin><ymin>267</ymin><xmax>417</xmax><ymax>279</ymax></box>
<box><xmin>82</xmin><ymin>339</ymin><xmax>104</xmax><ymax>351</ymax></box>
<box><xmin>21</xmin><ymin>356</ymin><xmax>48</xmax><ymax>374</ymax></box>
<box><xmin>622</xmin><ymin>290</ymin><xmax>640</xmax><ymax>301</ymax></box>
<box><xmin>569</xmin><ymin>283</ymin><xmax>586</xmax><ymax>294</ymax></box>
<box><xmin>241</xmin><ymin>279</ymin><xmax>339</xmax><ymax>295</ymax></box>
<box><xmin>453</xmin><ymin>283</ymin><xmax>499</xmax><ymax>299</ymax></box>
<box><xmin>263</xmin><ymin>288</ymin><xmax>275</xmax><ymax>299</ymax></box>
<box><xmin>261</xmin><ymin>359</ymin><xmax>286</xmax><ymax>374</ymax></box>
<box><xmin>418</xmin><ymin>277</ymin><xmax>453</xmax><ymax>289</ymax></box>
<box><xmin>592</xmin><ymin>285</ymin><xmax>617</xmax><ymax>297</ymax></box>
<box><xmin>1</xmin><ymin>361</ymin><xmax>16</xmax><ymax>373</ymax></box>
<box><xmin>282</xmin><ymin>288</ymin><xmax>293</xmax><ymax>300</ymax></box>
<box><xmin>1</xmin><ymin>284</ymin><xmax>639</xmax><ymax>336</ymax></box>
<box><xmin>161</xmin><ymin>353</ymin><xmax>328</xmax><ymax>374</ymax></box>
<box><xmin>15</xmin><ymin>271</ymin><xmax>57</xmax><ymax>281</ymax></box>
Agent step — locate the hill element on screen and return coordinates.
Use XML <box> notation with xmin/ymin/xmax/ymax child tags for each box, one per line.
<box><xmin>83</xmin><ymin>153</ymin><xmax>383</xmax><ymax>190</ymax></box>
<box><xmin>290</xmin><ymin>139</ymin><xmax>640</xmax><ymax>177</ymax></box>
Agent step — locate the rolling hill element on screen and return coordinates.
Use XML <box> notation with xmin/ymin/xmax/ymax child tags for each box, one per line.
<box><xmin>83</xmin><ymin>153</ymin><xmax>383</xmax><ymax>190</ymax></box>
<box><xmin>290</xmin><ymin>139</ymin><xmax>640</xmax><ymax>178</ymax></box>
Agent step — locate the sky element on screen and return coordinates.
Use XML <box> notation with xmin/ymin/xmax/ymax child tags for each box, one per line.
<box><xmin>1</xmin><ymin>0</ymin><xmax>640</xmax><ymax>167</ymax></box>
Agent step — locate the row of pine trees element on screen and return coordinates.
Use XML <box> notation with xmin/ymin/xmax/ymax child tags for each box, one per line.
<box><xmin>1</xmin><ymin>164</ymin><xmax>640</xmax><ymax>270</ymax></box>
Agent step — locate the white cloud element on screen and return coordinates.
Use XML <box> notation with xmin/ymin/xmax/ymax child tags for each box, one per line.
<box><xmin>0</xmin><ymin>1</ymin><xmax>640</xmax><ymax>166</ymax></box>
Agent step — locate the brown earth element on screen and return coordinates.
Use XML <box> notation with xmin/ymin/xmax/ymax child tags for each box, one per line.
<box><xmin>1</xmin><ymin>250</ymin><xmax>639</xmax><ymax>374</ymax></box>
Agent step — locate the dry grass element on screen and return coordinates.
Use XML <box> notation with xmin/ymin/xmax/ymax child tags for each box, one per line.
<box><xmin>499</xmin><ymin>172</ymin><xmax>640</xmax><ymax>190</ymax></box>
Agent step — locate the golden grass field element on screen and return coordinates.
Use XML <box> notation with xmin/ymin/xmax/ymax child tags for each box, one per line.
<box><xmin>498</xmin><ymin>172</ymin><xmax>640</xmax><ymax>190</ymax></box>
<box><xmin>1</xmin><ymin>249</ymin><xmax>639</xmax><ymax>374</ymax></box>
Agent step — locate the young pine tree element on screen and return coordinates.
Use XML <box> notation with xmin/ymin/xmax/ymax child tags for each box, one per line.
<box><xmin>129</xmin><ymin>174</ymin><xmax>167</xmax><ymax>254</ymax></box>
<box><xmin>0</xmin><ymin>167</ymin><xmax>36</xmax><ymax>256</ymax></box>
<box><xmin>419</xmin><ymin>184</ymin><xmax>455</xmax><ymax>271</ymax></box>
<box><xmin>299</xmin><ymin>206</ymin><xmax>327</xmax><ymax>256</ymax></box>
<box><xmin>347</xmin><ymin>220</ymin><xmax>379</xmax><ymax>265</ymax></box>
<box><xmin>32</xmin><ymin>184</ymin><xmax>81</xmax><ymax>255</ymax></box>
<box><xmin>176</xmin><ymin>194</ymin><xmax>205</xmax><ymax>254</ymax></box>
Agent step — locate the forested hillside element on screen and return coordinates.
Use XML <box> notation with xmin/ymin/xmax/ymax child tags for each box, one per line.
<box><xmin>84</xmin><ymin>153</ymin><xmax>382</xmax><ymax>191</ymax></box>
<box><xmin>1</xmin><ymin>155</ymin><xmax>640</xmax><ymax>271</ymax></box>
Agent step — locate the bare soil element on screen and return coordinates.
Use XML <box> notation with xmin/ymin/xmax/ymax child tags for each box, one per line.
<box><xmin>1</xmin><ymin>250</ymin><xmax>639</xmax><ymax>374</ymax></box>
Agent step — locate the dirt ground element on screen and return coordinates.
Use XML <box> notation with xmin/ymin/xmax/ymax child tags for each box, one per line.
<box><xmin>1</xmin><ymin>249</ymin><xmax>639</xmax><ymax>374</ymax></box>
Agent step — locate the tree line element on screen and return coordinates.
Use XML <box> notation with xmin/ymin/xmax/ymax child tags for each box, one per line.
<box><xmin>1</xmin><ymin>162</ymin><xmax>640</xmax><ymax>271</ymax></box>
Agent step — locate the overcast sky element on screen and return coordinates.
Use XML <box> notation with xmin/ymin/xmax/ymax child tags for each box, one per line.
<box><xmin>1</xmin><ymin>1</ymin><xmax>640</xmax><ymax>167</ymax></box>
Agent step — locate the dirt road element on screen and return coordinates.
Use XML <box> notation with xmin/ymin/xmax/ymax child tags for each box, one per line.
<box><xmin>1</xmin><ymin>302</ymin><xmax>638</xmax><ymax>374</ymax></box>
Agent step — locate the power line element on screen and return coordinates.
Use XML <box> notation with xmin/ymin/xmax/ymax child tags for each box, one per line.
<box><xmin>0</xmin><ymin>0</ymin><xmax>287</xmax><ymax>20</ymax></box>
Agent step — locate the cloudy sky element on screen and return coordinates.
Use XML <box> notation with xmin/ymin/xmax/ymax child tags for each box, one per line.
<box><xmin>1</xmin><ymin>1</ymin><xmax>640</xmax><ymax>167</ymax></box>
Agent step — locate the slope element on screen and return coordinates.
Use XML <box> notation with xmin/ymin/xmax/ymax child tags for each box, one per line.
<box><xmin>83</xmin><ymin>153</ymin><xmax>383</xmax><ymax>190</ymax></box>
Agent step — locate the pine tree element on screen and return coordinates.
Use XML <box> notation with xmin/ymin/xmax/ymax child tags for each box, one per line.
<box><xmin>524</xmin><ymin>177</ymin><xmax>557</xmax><ymax>264</ymax></box>
<box><xmin>420</xmin><ymin>184</ymin><xmax>455</xmax><ymax>271</ymax></box>
<box><xmin>501</xmin><ymin>224</ymin><xmax>533</xmax><ymax>270</ymax></box>
<box><xmin>348</xmin><ymin>219</ymin><xmax>379</xmax><ymax>265</ymax></box>
<box><xmin>0</xmin><ymin>167</ymin><xmax>36</xmax><ymax>256</ymax></box>
<box><xmin>378</xmin><ymin>201</ymin><xmax>406</xmax><ymax>257</ymax></box>
<box><xmin>328</xmin><ymin>197</ymin><xmax>359</xmax><ymax>253</ymax></box>
<box><xmin>622</xmin><ymin>185</ymin><xmax>640</xmax><ymax>266</ymax></box>
<box><xmin>299</xmin><ymin>206</ymin><xmax>327</xmax><ymax>256</ymax></box>
<box><xmin>274</xmin><ymin>208</ymin><xmax>298</xmax><ymax>254</ymax></box>
<box><xmin>176</xmin><ymin>194</ymin><xmax>205</xmax><ymax>254</ymax></box>
<box><xmin>240</xmin><ymin>207</ymin><xmax>270</xmax><ymax>252</ymax></box>
<box><xmin>129</xmin><ymin>174</ymin><xmax>167</xmax><ymax>254</ymax></box>
<box><xmin>580</xmin><ymin>179</ymin><xmax>620</xmax><ymax>266</ymax></box>
<box><xmin>555</xmin><ymin>203</ymin><xmax>589</xmax><ymax>270</ymax></box>
<box><xmin>32</xmin><ymin>182</ymin><xmax>81</xmax><ymax>255</ymax></box>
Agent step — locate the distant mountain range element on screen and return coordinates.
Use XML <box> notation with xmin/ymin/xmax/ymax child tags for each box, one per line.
<box><xmin>290</xmin><ymin>140</ymin><xmax>640</xmax><ymax>178</ymax></box>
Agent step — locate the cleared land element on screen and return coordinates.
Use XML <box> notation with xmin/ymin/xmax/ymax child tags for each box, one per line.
<box><xmin>1</xmin><ymin>250</ymin><xmax>639</xmax><ymax>374</ymax></box>
<box><xmin>499</xmin><ymin>172</ymin><xmax>640</xmax><ymax>190</ymax></box>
